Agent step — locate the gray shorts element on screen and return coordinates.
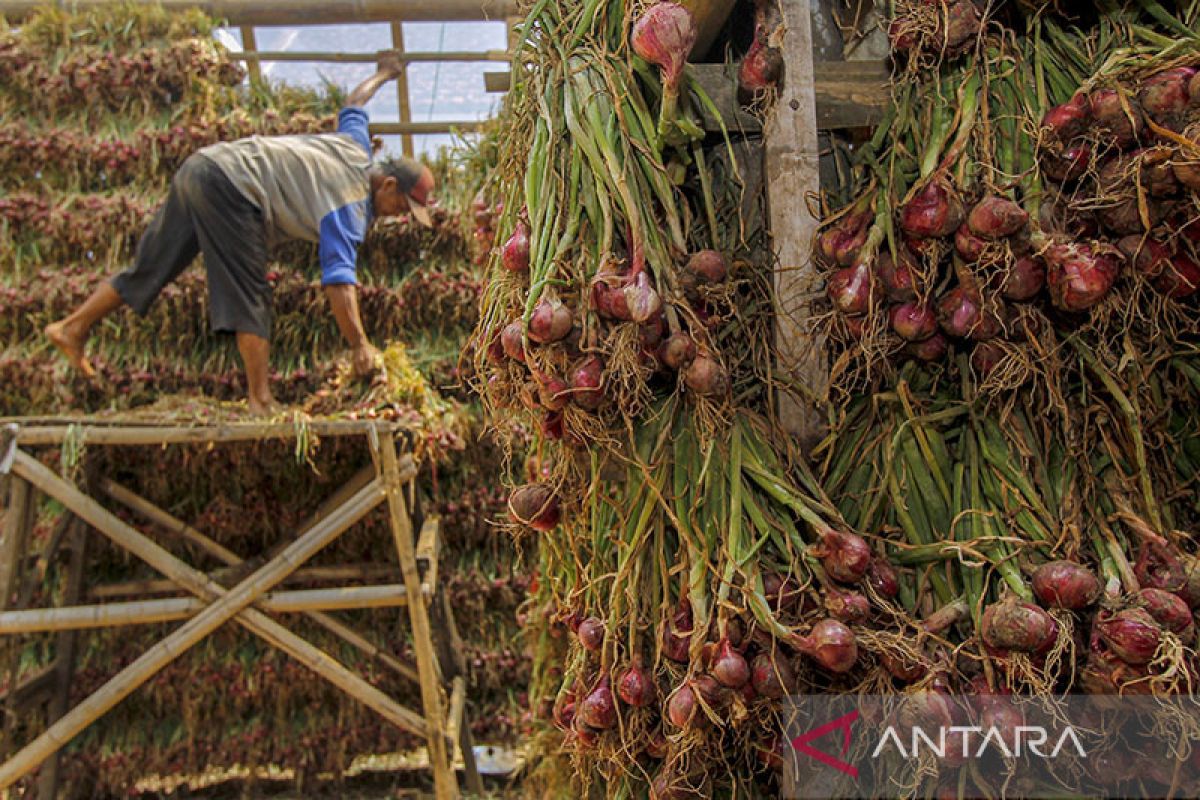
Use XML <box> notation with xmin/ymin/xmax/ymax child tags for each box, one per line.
<box><xmin>111</xmin><ymin>153</ymin><xmax>272</xmax><ymax>339</ymax></box>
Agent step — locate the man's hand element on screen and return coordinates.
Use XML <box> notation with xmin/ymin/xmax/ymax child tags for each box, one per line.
<box><xmin>352</xmin><ymin>342</ymin><xmax>383</xmax><ymax>378</ymax></box>
<box><xmin>377</xmin><ymin>49</ymin><xmax>404</xmax><ymax>79</ymax></box>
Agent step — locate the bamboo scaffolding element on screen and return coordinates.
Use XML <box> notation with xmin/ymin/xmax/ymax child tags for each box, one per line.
<box><xmin>0</xmin><ymin>449</ymin><xmax>428</xmax><ymax>788</ymax></box>
<box><xmin>375</xmin><ymin>428</ymin><xmax>454</xmax><ymax>800</ymax></box>
<box><xmin>0</xmin><ymin>0</ymin><xmax>519</xmax><ymax>24</ymax></box>
<box><xmin>102</xmin><ymin>473</ymin><xmax>422</xmax><ymax>686</ymax></box>
<box><xmin>0</xmin><ymin>584</ymin><xmax>410</xmax><ymax>634</ymax></box>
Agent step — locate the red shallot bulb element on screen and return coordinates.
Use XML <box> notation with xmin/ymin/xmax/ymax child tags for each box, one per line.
<box><xmin>658</xmin><ymin>332</ymin><xmax>697</xmax><ymax>371</ymax></box>
<box><xmin>1045</xmin><ymin>241</ymin><xmax>1121</xmax><ymax>312</ymax></box>
<box><xmin>507</xmin><ymin>484</ymin><xmax>561</xmax><ymax>531</ymax></box>
<box><xmin>683</xmin><ymin>354</ymin><xmax>729</xmax><ymax>397</ymax></box>
<box><xmin>631</xmin><ymin>2</ymin><xmax>696</xmax><ymax>92</ymax></box>
<box><xmin>622</xmin><ymin>271</ymin><xmax>663</xmax><ymax>323</ymax></box>
<box><xmin>1135</xmin><ymin>588</ymin><xmax>1194</xmax><ymax>636</ymax></box>
<box><xmin>617</xmin><ymin>657</ymin><xmax>656</xmax><ymax>707</ymax></box>
<box><xmin>1089</xmin><ymin>89</ymin><xmax>1144</xmax><ymax>148</ymax></box>
<box><xmin>825</xmin><ymin>588</ymin><xmax>871</xmax><ymax>624</ymax></box>
<box><xmin>981</xmin><ymin>597</ymin><xmax>1057</xmax><ymax>653</ymax></box>
<box><xmin>899</xmin><ymin>176</ymin><xmax>964</xmax><ymax>239</ymax></box>
<box><xmin>710</xmin><ymin>638</ymin><xmax>750</xmax><ymax>688</ymax></box>
<box><xmin>816</xmin><ymin>528</ymin><xmax>871</xmax><ymax>584</ymax></box>
<box><xmin>501</xmin><ymin>221</ymin><xmax>530</xmax><ymax>273</ymax></box>
<box><xmin>578</xmin><ymin>676</ymin><xmax>617</xmax><ymax>729</ymax></box>
<box><xmin>667</xmin><ymin>682</ymin><xmax>698</xmax><ymax>728</ymax></box>
<box><xmin>905</xmin><ymin>332</ymin><xmax>949</xmax><ymax>362</ymax></box>
<box><xmin>792</xmin><ymin>619</ymin><xmax>859</xmax><ymax>674</ymax></box>
<box><xmin>685</xmin><ymin>249</ymin><xmax>729</xmax><ymax>284</ymax></box>
<box><xmin>890</xmin><ymin>302</ymin><xmax>938</xmax><ymax>342</ymax></box>
<box><xmin>576</xmin><ymin>616</ymin><xmax>605</xmax><ymax>652</ymax></box>
<box><xmin>750</xmin><ymin>653</ymin><xmax>796</xmax><ymax>699</ymax></box>
<box><xmin>1096</xmin><ymin>608</ymin><xmax>1162</xmax><ymax>665</ymax></box>
<box><xmin>875</xmin><ymin>249</ymin><xmax>918</xmax><ymax>302</ymax></box>
<box><xmin>1031</xmin><ymin>560</ymin><xmax>1100</xmax><ymax>610</ymax></box>
<box><xmin>1002</xmin><ymin>256</ymin><xmax>1046</xmax><ymax>301</ymax></box>
<box><xmin>967</xmin><ymin>196</ymin><xmax>1029</xmax><ymax>239</ymax></box>
<box><xmin>1041</xmin><ymin>93</ymin><xmax>1090</xmax><ymax>142</ymax></box>
<box><xmin>827</xmin><ymin>262</ymin><xmax>873</xmax><ymax>316</ymax></box>
<box><xmin>526</xmin><ymin>297</ymin><xmax>573</xmax><ymax>343</ymax></box>
<box><xmin>570</xmin><ymin>356</ymin><xmax>604</xmax><ymax>411</ymax></box>
<box><xmin>500</xmin><ymin>321</ymin><xmax>525</xmax><ymax>362</ymax></box>
<box><xmin>1138</xmin><ymin>66</ymin><xmax>1195</xmax><ymax>131</ymax></box>
<box><xmin>866</xmin><ymin>556</ymin><xmax>900</xmax><ymax>599</ymax></box>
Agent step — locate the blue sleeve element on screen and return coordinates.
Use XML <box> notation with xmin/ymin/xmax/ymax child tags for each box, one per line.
<box><xmin>319</xmin><ymin>201</ymin><xmax>367</xmax><ymax>285</ymax></box>
<box><xmin>338</xmin><ymin>106</ymin><xmax>372</xmax><ymax>156</ymax></box>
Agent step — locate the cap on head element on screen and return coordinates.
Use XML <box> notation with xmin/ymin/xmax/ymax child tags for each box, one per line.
<box><xmin>377</xmin><ymin>157</ymin><xmax>435</xmax><ymax>227</ymax></box>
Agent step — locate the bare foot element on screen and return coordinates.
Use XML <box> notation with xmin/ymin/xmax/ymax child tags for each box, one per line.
<box><xmin>45</xmin><ymin>321</ymin><xmax>95</xmax><ymax>377</ymax></box>
<box><xmin>246</xmin><ymin>395</ymin><xmax>280</xmax><ymax>417</ymax></box>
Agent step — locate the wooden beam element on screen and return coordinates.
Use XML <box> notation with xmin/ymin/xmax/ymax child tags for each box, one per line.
<box><xmin>0</xmin><ymin>0</ymin><xmax>519</xmax><ymax>24</ymax></box>
<box><xmin>484</xmin><ymin>61</ymin><xmax>890</xmax><ymax>131</ymax></box>
<box><xmin>0</xmin><ymin>584</ymin><xmax>410</xmax><ymax>633</ymax></box>
<box><xmin>415</xmin><ymin>516</ymin><xmax>440</xmax><ymax>599</ymax></box>
<box><xmin>232</xmin><ymin>49</ymin><xmax>509</xmax><ymax>63</ymax></box>
<box><xmin>765</xmin><ymin>0</ymin><xmax>826</xmax><ymax>444</ymax></box>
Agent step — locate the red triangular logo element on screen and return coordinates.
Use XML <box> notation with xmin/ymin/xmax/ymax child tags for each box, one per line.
<box><xmin>790</xmin><ymin>710</ymin><xmax>860</xmax><ymax>778</ymax></box>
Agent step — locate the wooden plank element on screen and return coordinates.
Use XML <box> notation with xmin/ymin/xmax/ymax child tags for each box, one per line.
<box><xmin>239</xmin><ymin>25</ymin><xmax>262</xmax><ymax>83</ymax></box>
<box><xmin>765</xmin><ymin>0</ymin><xmax>826</xmax><ymax>445</ymax></box>
<box><xmin>0</xmin><ymin>0</ymin><xmax>519</xmax><ymax>24</ymax></box>
<box><xmin>232</xmin><ymin>49</ymin><xmax>509</xmax><ymax>63</ymax></box>
<box><xmin>813</xmin><ymin>60</ymin><xmax>888</xmax><ymax>129</ymax></box>
<box><xmin>444</xmin><ymin>676</ymin><xmax>466</xmax><ymax>753</ymax></box>
<box><xmin>0</xmin><ymin>584</ymin><xmax>410</xmax><ymax>634</ymax></box>
<box><xmin>1</xmin><ymin>451</ymin><xmax>427</xmax><ymax>788</ymax></box>
<box><xmin>391</xmin><ymin>23</ymin><xmax>415</xmax><ymax>158</ymax></box>
<box><xmin>376</xmin><ymin>428</ymin><xmax>455</xmax><ymax>800</ymax></box>
<box><xmin>483</xmin><ymin>61</ymin><xmax>889</xmax><ymax>131</ymax></box>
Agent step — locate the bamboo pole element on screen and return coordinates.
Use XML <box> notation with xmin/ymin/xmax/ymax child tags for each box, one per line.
<box><xmin>375</xmin><ymin>428</ymin><xmax>454</xmax><ymax>800</ymax></box>
<box><xmin>10</xmin><ymin>419</ymin><xmax>398</xmax><ymax>447</ymax></box>
<box><xmin>0</xmin><ymin>0</ymin><xmax>519</xmax><ymax>24</ymax></box>
<box><xmin>239</xmin><ymin>25</ymin><xmax>262</xmax><ymax>82</ymax></box>
<box><xmin>390</xmin><ymin>22</ymin><xmax>415</xmax><ymax>158</ymax></box>
<box><xmin>0</xmin><ymin>584</ymin><xmax>410</xmax><ymax>634</ymax></box>
<box><xmin>90</xmin><ymin>563</ymin><xmax>398</xmax><ymax>599</ymax></box>
<box><xmin>0</xmin><ymin>477</ymin><xmax>32</xmax><ymax>611</ymax></box>
<box><xmin>102</xmin><ymin>479</ymin><xmax>241</xmax><ymax>565</ymax></box>
<box><xmin>2</xmin><ymin>450</ymin><xmax>428</xmax><ymax>788</ymax></box>
<box><xmin>232</xmin><ymin>49</ymin><xmax>508</xmax><ymax>63</ymax></box>
<box><xmin>38</xmin><ymin>516</ymin><xmax>88</xmax><ymax>799</ymax></box>
<box><xmin>370</xmin><ymin>121</ymin><xmax>484</xmax><ymax>135</ymax></box>
<box><xmin>102</xmin><ymin>473</ymin><xmax>421</xmax><ymax>685</ymax></box>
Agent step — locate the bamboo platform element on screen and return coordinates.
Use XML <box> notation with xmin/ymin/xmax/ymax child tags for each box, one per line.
<box><xmin>0</xmin><ymin>418</ymin><xmax>482</xmax><ymax>799</ymax></box>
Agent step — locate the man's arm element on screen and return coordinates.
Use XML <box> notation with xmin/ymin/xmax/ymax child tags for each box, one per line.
<box><xmin>324</xmin><ymin>284</ymin><xmax>380</xmax><ymax>376</ymax></box>
<box><xmin>345</xmin><ymin>50</ymin><xmax>404</xmax><ymax>108</ymax></box>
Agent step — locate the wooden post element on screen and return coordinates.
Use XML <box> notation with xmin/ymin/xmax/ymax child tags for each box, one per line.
<box><xmin>240</xmin><ymin>25</ymin><xmax>262</xmax><ymax>83</ymax></box>
<box><xmin>37</xmin><ymin>516</ymin><xmax>88</xmax><ymax>799</ymax></box>
<box><xmin>765</xmin><ymin>0</ymin><xmax>826</xmax><ymax>446</ymax></box>
<box><xmin>0</xmin><ymin>477</ymin><xmax>33</xmax><ymax>611</ymax></box>
<box><xmin>390</xmin><ymin>22</ymin><xmax>415</xmax><ymax>158</ymax></box>
<box><xmin>1</xmin><ymin>451</ymin><xmax>431</xmax><ymax>788</ymax></box>
<box><xmin>375</xmin><ymin>427</ymin><xmax>455</xmax><ymax>800</ymax></box>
